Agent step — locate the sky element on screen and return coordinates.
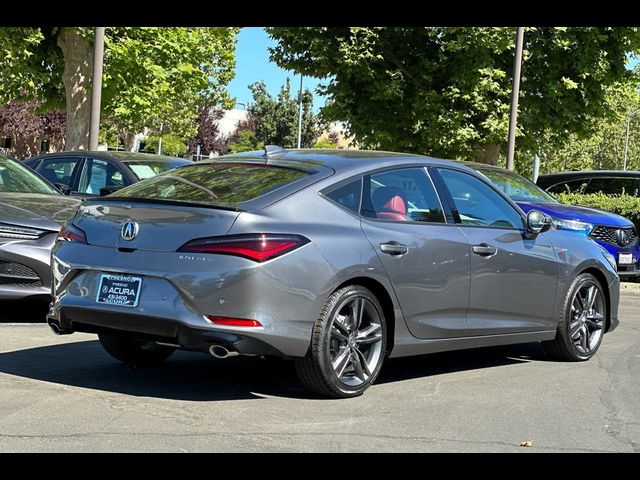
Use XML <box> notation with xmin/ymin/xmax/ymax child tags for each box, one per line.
<box><xmin>227</xmin><ymin>28</ymin><xmax>327</xmax><ymax>113</ymax></box>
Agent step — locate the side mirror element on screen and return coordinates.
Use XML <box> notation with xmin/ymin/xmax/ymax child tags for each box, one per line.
<box><xmin>54</xmin><ymin>183</ymin><xmax>72</xmax><ymax>195</ymax></box>
<box><xmin>99</xmin><ymin>185</ymin><xmax>124</xmax><ymax>196</ymax></box>
<box><xmin>526</xmin><ymin>210</ymin><xmax>552</xmax><ymax>234</ymax></box>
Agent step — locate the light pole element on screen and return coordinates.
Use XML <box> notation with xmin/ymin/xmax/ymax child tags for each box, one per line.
<box><xmin>623</xmin><ymin>110</ymin><xmax>639</xmax><ymax>171</ymax></box>
<box><xmin>297</xmin><ymin>74</ymin><xmax>304</xmax><ymax>149</ymax></box>
<box><xmin>506</xmin><ymin>27</ymin><xmax>525</xmax><ymax>171</ymax></box>
<box><xmin>89</xmin><ymin>27</ymin><xmax>105</xmax><ymax>151</ymax></box>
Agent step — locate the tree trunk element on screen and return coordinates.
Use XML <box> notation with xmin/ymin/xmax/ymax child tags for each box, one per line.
<box><xmin>57</xmin><ymin>28</ymin><xmax>93</xmax><ymax>151</ymax></box>
<box><xmin>123</xmin><ymin>132</ymin><xmax>136</xmax><ymax>152</ymax></box>
<box><xmin>475</xmin><ymin>143</ymin><xmax>501</xmax><ymax>166</ymax></box>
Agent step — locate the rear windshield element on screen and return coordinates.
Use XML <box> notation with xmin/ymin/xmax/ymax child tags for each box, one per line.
<box><xmin>111</xmin><ymin>163</ymin><xmax>309</xmax><ymax>207</ymax></box>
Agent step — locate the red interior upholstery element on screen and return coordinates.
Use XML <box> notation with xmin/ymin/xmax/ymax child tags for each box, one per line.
<box><xmin>372</xmin><ymin>186</ymin><xmax>408</xmax><ymax>221</ymax></box>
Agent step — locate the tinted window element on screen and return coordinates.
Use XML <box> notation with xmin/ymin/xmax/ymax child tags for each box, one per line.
<box><xmin>126</xmin><ymin>160</ymin><xmax>190</xmax><ymax>180</ymax></box>
<box><xmin>78</xmin><ymin>158</ymin><xmax>125</xmax><ymax>194</ymax></box>
<box><xmin>583</xmin><ymin>177</ymin><xmax>638</xmax><ymax>196</ymax></box>
<box><xmin>325</xmin><ymin>179</ymin><xmax>361</xmax><ymax>213</ymax></box>
<box><xmin>546</xmin><ymin>179</ymin><xmax>590</xmax><ymax>194</ymax></box>
<box><xmin>362</xmin><ymin>168</ymin><xmax>445</xmax><ymax>223</ymax></box>
<box><xmin>478</xmin><ymin>167</ymin><xmax>558</xmax><ymax>203</ymax></box>
<box><xmin>0</xmin><ymin>155</ymin><xmax>58</xmax><ymax>195</ymax></box>
<box><xmin>112</xmin><ymin>163</ymin><xmax>309</xmax><ymax>207</ymax></box>
<box><xmin>438</xmin><ymin>168</ymin><xmax>523</xmax><ymax>229</ymax></box>
<box><xmin>36</xmin><ymin>157</ymin><xmax>80</xmax><ymax>187</ymax></box>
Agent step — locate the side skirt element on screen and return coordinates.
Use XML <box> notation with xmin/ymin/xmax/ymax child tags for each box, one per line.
<box><xmin>389</xmin><ymin>330</ymin><xmax>557</xmax><ymax>358</ymax></box>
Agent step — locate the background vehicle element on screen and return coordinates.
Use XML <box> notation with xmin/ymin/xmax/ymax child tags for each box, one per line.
<box><xmin>23</xmin><ymin>151</ymin><xmax>192</xmax><ymax>197</ymax></box>
<box><xmin>0</xmin><ymin>154</ymin><xmax>82</xmax><ymax>300</ymax></box>
<box><xmin>476</xmin><ymin>165</ymin><xmax>640</xmax><ymax>277</ymax></box>
<box><xmin>537</xmin><ymin>170</ymin><xmax>640</xmax><ymax>196</ymax></box>
<box><xmin>48</xmin><ymin>148</ymin><xmax>619</xmax><ymax>398</ymax></box>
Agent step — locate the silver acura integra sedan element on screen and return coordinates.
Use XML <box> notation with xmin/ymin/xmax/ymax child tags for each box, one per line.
<box><xmin>48</xmin><ymin>148</ymin><xmax>620</xmax><ymax>398</ymax></box>
<box><xmin>0</xmin><ymin>154</ymin><xmax>82</xmax><ymax>300</ymax></box>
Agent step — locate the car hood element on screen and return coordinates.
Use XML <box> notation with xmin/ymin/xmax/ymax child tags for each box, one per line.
<box><xmin>0</xmin><ymin>193</ymin><xmax>83</xmax><ymax>231</ymax></box>
<box><xmin>517</xmin><ymin>201</ymin><xmax>633</xmax><ymax>228</ymax></box>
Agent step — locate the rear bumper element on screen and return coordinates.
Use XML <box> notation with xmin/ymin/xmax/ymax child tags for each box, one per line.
<box><xmin>47</xmin><ymin>307</ymin><xmax>284</xmax><ymax>356</ymax></box>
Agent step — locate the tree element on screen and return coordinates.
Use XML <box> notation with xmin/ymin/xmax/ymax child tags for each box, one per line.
<box><xmin>267</xmin><ymin>27</ymin><xmax>640</xmax><ymax>166</ymax></box>
<box><xmin>227</xmin><ymin>114</ymin><xmax>263</xmax><ymax>153</ymax></box>
<box><xmin>245</xmin><ymin>79</ymin><xmax>324</xmax><ymax>148</ymax></box>
<box><xmin>145</xmin><ymin>133</ymin><xmax>188</xmax><ymax>157</ymax></box>
<box><xmin>0</xmin><ymin>27</ymin><xmax>238</xmax><ymax>150</ymax></box>
<box><xmin>0</xmin><ymin>101</ymin><xmax>65</xmax><ymax>158</ymax></box>
<box><xmin>185</xmin><ymin>107</ymin><xmax>233</xmax><ymax>157</ymax></box>
<box><xmin>532</xmin><ymin>83</ymin><xmax>640</xmax><ymax>175</ymax></box>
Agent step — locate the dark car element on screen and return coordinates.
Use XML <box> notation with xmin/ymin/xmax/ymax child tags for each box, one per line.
<box><xmin>537</xmin><ymin>170</ymin><xmax>640</xmax><ymax>196</ymax></box>
<box><xmin>0</xmin><ymin>154</ymin><xmax>82</xmax><ymax>300</ymax></box>
<box><xmin>23</xmin><ymin>151</ymin><xmax>192</xmax><ymax>197</ymax></box>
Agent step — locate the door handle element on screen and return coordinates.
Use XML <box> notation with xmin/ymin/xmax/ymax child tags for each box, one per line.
<box><xmin>472</xmin><ymin>244</ymin><xmax>497</xmax><ymax>257</ymax></box>
<box><xmin>380</xmin><ymin>241</ymin><xmax>408</xmax><ymax>256</ymax></box>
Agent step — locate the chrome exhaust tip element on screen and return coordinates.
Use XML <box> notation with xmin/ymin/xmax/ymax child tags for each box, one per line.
<box><xmin>209</xmin><ymin>345</ymin><xmax>239</xmax><ymax>359</ymax></box>
<box><xmin>47</xmin><ymin>319</ymin><xmax>72</xmax><ymax>336</ymax></box>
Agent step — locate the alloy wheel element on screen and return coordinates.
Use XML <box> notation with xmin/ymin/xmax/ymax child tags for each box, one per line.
<box><xmin>569</xmin><ymin>281</ymin><xmax>605</xmax><ymax>355</ymax></box>
<box><xmin>328</xmin><ymin>296</ymin><xmax>384</xmax><ymax>387</ymax></box>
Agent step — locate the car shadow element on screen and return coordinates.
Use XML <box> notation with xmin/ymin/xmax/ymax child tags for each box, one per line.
<box><xmin>0</xmin><ymin>338</ymin><xmax>550</xmax><ymax>401</ymax></box>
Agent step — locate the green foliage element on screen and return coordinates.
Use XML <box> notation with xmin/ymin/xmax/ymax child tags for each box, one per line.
<box><xmin>145</xmin><ymin>134</ymin><xmax>188</xmax><ymax>157</ymax></box>
<box><xmin>246</xmin><ymin>79</ymin><xmax>324</xmax><ymax>148</ymax></box>
<box><xmin>267</xmin><ymin>27</ymin><xmax>640</xmax><ymax>165</ymax></box>
<box><xmin>312</xmin><ymin>137</ymin><xmax>338</xmax><ymax>149</ymax></box>
<box><xmin>555</xmin><ymin>192</ymin><xmax>640</xmax><ymax>229</ymax></box>
<box><xmin>228</xmin><ymin>129</ymin><xmax>264</xmax><ymax>153</ymax></box>
<box><xmin>0</xmin><ymin>27</ymin><xmax>239</xmax><ymax>140</ymax></box>
<box><xmin>538</xmin><ymin>83</ymin><xmax>640</xmax><ymax>174</ymax></box>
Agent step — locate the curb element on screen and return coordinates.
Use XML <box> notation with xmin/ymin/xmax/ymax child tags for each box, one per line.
<box><xmin>621</xmin><ymin>281</ymin><xmax>640</xmax><ymax>296</ymax></box>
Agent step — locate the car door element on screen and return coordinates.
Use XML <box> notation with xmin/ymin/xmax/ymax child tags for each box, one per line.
<box><xmin>359</xmin><ymin>166</ymin><xmax>472</xmax><ymax>339</ymax></box>
<box><xmin>76</xmin><ymin>157</ymin><xmax>127</xmax><ymax>197</ymax></box>
<box><xmin>33</xmin><ymin>156</ymin><xmax>84</xmax><ymax>192</ymax></box>
<box><xmin>434</xmin><ymin>166</ymin><xmax>558</xmax><ymax>335</ymax></box>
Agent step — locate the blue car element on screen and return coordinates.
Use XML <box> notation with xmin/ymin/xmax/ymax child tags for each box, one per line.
<box><xmin>473</xmin><ymin>164</ymin><xmax>639</xmax><ymax>278</ymax></box>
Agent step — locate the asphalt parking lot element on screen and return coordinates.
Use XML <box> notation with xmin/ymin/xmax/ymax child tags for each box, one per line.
<box><xmin>0</xmin><ymin>296</ymin><xmax>639</xmax><ymax>453</ymax></box>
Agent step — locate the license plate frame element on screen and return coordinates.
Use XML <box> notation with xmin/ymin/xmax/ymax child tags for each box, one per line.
<box><xmin>618</xmin><ymin>253</ymin><xmax>634</xmax><ymax>265</ymax></box>
<box><xmin>96</xmin><ymin>274</ymin><xmax>143</xmax><ymax>307</ymax></box>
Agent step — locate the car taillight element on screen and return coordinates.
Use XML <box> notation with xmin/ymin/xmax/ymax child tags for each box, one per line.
<box><xmin>57</xmin><ymin>224</ymin><xmax>87</xmax><ymax>244</ymax></box>
<box><xmin>177</xmin><ymin>233</ymin><xmax>309</xmax><ymax>262</ymax></box>
<box><xmin>206</xmin><ymin>316</ymin><xmax>262</xmax><ymax>327</ymax></box>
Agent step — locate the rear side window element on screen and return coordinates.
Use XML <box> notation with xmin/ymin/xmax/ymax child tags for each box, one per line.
<box><xmin>546</xmin><ymin>179</ymin><xmax>590</xmax><ymax>194</ymax></box>
<box><xmin>112</xmin><ymin>163</ymin><xmax>309</xmax><ymax>207</ymax></box>
<box><xmin>583</xmin><ymin>177</ymin><xmax>638</xmax><ymax>196</ymax></box>
<box><xmin>325</xmin><ymin>179</ymin><xmax>362</xmax><ymax>213</ymax></box>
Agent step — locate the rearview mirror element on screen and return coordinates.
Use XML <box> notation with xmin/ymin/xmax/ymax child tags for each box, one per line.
<box><xmin>526</xmin><ymin>210</ymin><xmax>552</xmax><ymax>234</ymax></box>
<box><xmin>54</xmin><ymin>183</ymin><xmax>72</xmax><ymax>195</ymax></box>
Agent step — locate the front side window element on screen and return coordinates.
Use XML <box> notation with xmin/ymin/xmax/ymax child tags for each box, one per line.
<box><xmin>362</xmin><ymin>167</ymin><xmax>445</xmax><ymax>223</ymax></box>
<box><xmin>438</xmin><ymin>168</ymin><xmax>523</xmax><ymax>229</ymax></box>
<box><xmin>477</xmin><ymin>167</ymin><xmax>558</xmax><ymax>203</ymax></box>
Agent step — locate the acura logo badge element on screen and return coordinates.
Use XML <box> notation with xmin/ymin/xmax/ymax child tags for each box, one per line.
<box><xmin>120</xmin><ymin>220</ymin><xmax>139</xmax><ymax>241</ymax></box>
<box><xmin>616</xmin><ymin>229</ymin><xmax>629</xmax><ymax>246</ymax></box>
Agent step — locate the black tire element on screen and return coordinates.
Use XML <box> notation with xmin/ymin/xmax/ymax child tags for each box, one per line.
<box><xmin>543</xmin><ymin>273</ymin><xmax>607</xmax><ymax>361</ymax></box>
<box><xmin>98</xmin><ymin>332</ymin><xmax>175</xmax><ymax>365</ymax></box>
<box><xmin>294</xmin><ymin>285</ymin><xmax>387</xmax><ymax>398</ymax></box>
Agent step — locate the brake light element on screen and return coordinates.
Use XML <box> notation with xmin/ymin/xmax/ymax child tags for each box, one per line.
<box><xmin>206</xmin><ymin>316</ymin><xmax>262</xmax><ymax>327</ymax></box>
<box><xmin>177</xmin><ymin>234</ymin><xmax>309</xmax><ymax>262</ymax></box>
<box><xmin>57</xmin><ymin>224</ymin><xmax>87</xmax><ymax>244</ymax></box>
